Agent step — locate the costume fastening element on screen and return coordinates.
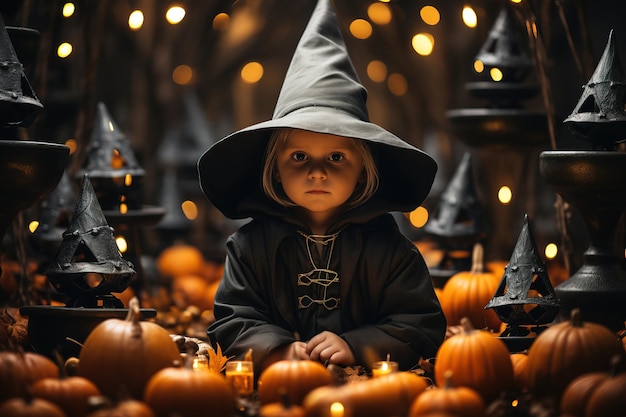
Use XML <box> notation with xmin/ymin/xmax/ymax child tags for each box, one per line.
<box><xmin>297</xmin><ymin>230</ymin><xmax>342</xmax><ymax>310</ymax></box>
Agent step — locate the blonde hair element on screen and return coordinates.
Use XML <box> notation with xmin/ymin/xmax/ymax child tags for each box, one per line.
<box><xmin>262</xmin><ymin>128</ymin><xmax>379</xmax><ymax>208</ymax></box>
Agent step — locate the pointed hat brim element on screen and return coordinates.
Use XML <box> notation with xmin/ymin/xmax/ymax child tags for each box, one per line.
<box><xmin>198</xmin><ymin>0</ymin><xmax>436</xmax><ymax>219</ymax></box>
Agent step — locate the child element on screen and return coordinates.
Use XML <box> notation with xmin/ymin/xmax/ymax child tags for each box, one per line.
<box><xmin>198</xmin><ymin>0</ymin><xmax>446</xmax><ymax>372</ymax></box>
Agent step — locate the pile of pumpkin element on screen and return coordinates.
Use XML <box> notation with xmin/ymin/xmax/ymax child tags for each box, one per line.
<box><xmin>2</xmin><ymin>291</ymin><xmax>625</xmax><ymax>417</ymax></box>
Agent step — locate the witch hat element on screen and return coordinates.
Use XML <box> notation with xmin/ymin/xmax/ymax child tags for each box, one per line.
<box><xmin>198</xmin><ymin>0</ymin><xmax>436</xmax><ymax>220</ymax></box>
<box><xmin>564</xmin><ymin>30</ymin><xmax>626</xmax><ymax>149</ymax></box>
<box><xmin>45</xmin><ymin>174</ymin><xmax>135</xmax><ymax>303</ymax></box>
<box><xmin>0</xmin><ymin>15</ymin><xmax>42</xmax><ymax>127</ymax></box>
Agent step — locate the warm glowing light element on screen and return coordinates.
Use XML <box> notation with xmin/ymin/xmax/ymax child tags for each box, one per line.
<box><xmin>124</xmin><ymin>174</ymin><xmax>133</xmax><ymax>187</ymax></box>
<box><xmin>166</xmin><ymin>5</ymin><xmax>186</xmax><ymax>24</ymax></box>
<box><xmin>119</xmin><ymin>203</ymin><xmax>128</xmax><ymax>214</ymax></box>
<box><xmin>241</xmin><ymin>62</ymin><xmax>264</xmax><ymax>84</ymax></box>
<box><xmin>367</xmin><ymin>60</ymin><xmax>387</xmax><ymax>83</ymax></box>
<box><xmin>172</xmin><ymin>65</ymin><xmax>193</xmax><ymax>85</ymax></box>
<box><xmin>62</xmin><ymin>3</ymin><xmax>75</xmax><ymax>17</ymax></box>
<box><xmin>116</xmin><ymin>236</ymin><xmax>128</xmax><ymax>253</ymax></box>
<box><xmin>462</xmin><ymin>6</ymin><xmax>478</xmax><ymax>28</ymax></box>
<box><xmin>212</xmin><ymin>13</ymin><xmax>230</xmax><ymax>31</ymax></box>
<box><xmin>111</xmin><ymin>149</ymin><xmax>124</xmax><ymax>169</ymax></box>
<box><xmin>409</xmin><ymin>206</ymin><xmax>429</xmax><ymax>228</ymax></box>
<box><xmin>490</xmin><ymin>67</ymin><xmax>504</xmax><ymax>81</ymax></box>
<box><xmin>329</xmin><ymin>402</ymin><xmax>345</xmax><ymax>417</ymax></box>
<box><xmin>28</xmin><ymin>221</ymin><xmax>39</xmax><ymax>233</ymax></box>
<box><xmin>128</xmin><ymin>10</ymin><xmax>144</xmax><ymax>30</ymax></box>
<box><xmin>473</xmin><ymin>59</ymin><xmax>484</xmax><ymax>73</ymax></box>
<box><xmin>511</xmin><ymin>399</ymin><xmax>519</xmax><ymax>407</ymax></box>
<box><xmin>510</xmin><ymin>0</ymin><xmax>522</xmax><ymax>3</ymax></box>
<box><xmin>65</xmin><ymin>138</ymin><xmax>78</xmax><ymax>154</ymax></box>
<box><xmin>411</xmin><ymin>33</ymin><xmax>434</xmax><ymax>56</ymax></box>
<box><xmin>181</xmin><ymin>200</ymin><xmax>198</xmax><ymax>220</ymax></box>
<box><xmin>545</xmin><ymin>243</ymin><xmax>558</xmax><ymax>259</ymax></box>
<box><xmin>349</xmin><ymin>19</ymin><xmax>372</xmax><ymax>40</ymax></box>
<box><xmin>420</xmin><ymin>6</ymin><xmax>440</xmax><ymax>26</ymax></box>
<box><xmin>57</xmin><ymin>42</ymin><xmax>73</xmax><ymax>58</ymax></box>
<box><xmin>498</xmin><ymin>186</ymin><xmax>512</xmax><ymax>204</ymax></box>
<box><xmin>387</xmin><ymin>73</ymin><xmax>408</xmax><ymax>96</ymax></box>
<box><xmin>368</xmin><ymin>3</ymin><xmax>392</xmax><ymax>25</ymax></box>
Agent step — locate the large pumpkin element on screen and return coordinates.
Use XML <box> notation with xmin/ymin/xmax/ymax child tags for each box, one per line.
<box><xmin>156</xmin><ymin>244</ymin><xmax>205</xmax><ymax>278</ymax></box>
<box><xmin>434</xmin><ymin>317</ymin><xmax>514</xmax><ymax>403</ymax></box>
<box><xmin>257</xmin><ymin>359</ymin><xmax>333</xmax><ymax>405</ymax></box>
<box><xmin>439</xmin><ymin>243</ymin><xmax>502</xmax><ymax>331</ymax></box>
<box><xmin>78</xmin><ymin>297</ymin><xmax>180</xmax><ymax>399</ymax></box>
<box><xmin>303</xmin><ymin>371</ymin><xmax>429</xmax><ymax>417</ymax></box>
<box><xmin>0</xmin><ymin>351</ymin><xmax>59</xmax><ymax>403</ymax></box>
<box><xmin>524</xmin><ymin>308</ymin><xmax>625</xmax><ymax>401</ymax></box>
<box><xmin>144</xmin><ymin>364</ymin><xmax>235</xmax><ymax>417</ymax></box>
<box><xmin>584</xmin><ymin>370</ymin><xmax>626</xmax><ymax>417</ymax></box>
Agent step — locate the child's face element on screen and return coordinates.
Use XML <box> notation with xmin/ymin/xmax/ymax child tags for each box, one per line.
<box><xmin>276</xmin><ymin>130</ymin><xmax>364</xmax><ymax>229</ymax></box>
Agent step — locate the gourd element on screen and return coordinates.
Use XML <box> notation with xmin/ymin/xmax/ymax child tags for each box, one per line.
<box><xmin>439</xmin><ymin>243</ymin><xmax>502</xmax><ymax>331</ymax></box>
<box><xmin>30</xmin><ymin>375</ymin><xmax>100</xmax><ymax>417</ymax></box>
<box><xmin>409</xmin><ymin>370</ymin><xmax>485</xmax><ymax>417</ymax></box>
<box><xmin>77</xmin><ymin>297</ymin><xmax>180</xmax><ymax>399</ymax></box>
<box><xmin>524</xmin><ymin>308</ymin><xmax>624</xmax><ymax>401</ymax></box>
<box><xmin>0</xmin><ymin>351</ymin><xmax>59</xmax><ymax>403</ymax></box>
<box><xmin>434</xmin><ymin>317</ymin><xmax>514</xmax><ymax>403</ymax></box>
<box><xmin>143</xmin><ymin>360</ymin><xmax>235</xmax><ymax>417</ymax></box>
<box><xmin>303</xmin><ymin>371</ymin><xmax>429</xmax><ymax>417</ymax></box>
<box><xmin>0</xmin><ymin>397</ymin><xmax>67</xmax><ymax>417</ymax></box>
<box><xmin>257</xmin><ymin>359</ymin><xmax>333</xmax><ymax>405</ymax></box>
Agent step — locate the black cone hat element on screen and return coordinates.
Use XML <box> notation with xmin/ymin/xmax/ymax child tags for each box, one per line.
<box><xmin>198</xmin><ymin>0</ymin><xmax>437</xmax><ymax>220</ymax></box>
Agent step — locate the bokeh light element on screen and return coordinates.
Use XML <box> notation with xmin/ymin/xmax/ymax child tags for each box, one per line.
<box><xmin>213</xmin><ymin>13</ymin><xmax>230</xmax><ymax>31</ymax></box>
<box><xmin>498</xmin><ymin>185</ymin><xmax>512</xmax><ymax>204</ymax></box>
<box><xmin>172</xmin><ymin>65</ymin><xmax>193</xmax><ymax>85</ymax></box>
<box><xmin>367</xmin><ymin>60</ymin><xmax>388</xmax><ymax>83</ymax></box>
<box><xmin>420</xmin><ymin>6</ymin><xmax>440</xmax><ymax>26</ymax></box>
<box><xmin>128</xmin><ymin>10</ymin><xmax>144</xmax><ymax>30</ymax></box>
<box><xmin>166</xmin><ymin>5</ymin><xmax>186</xmax><ymax>24</ymax></box>
<box><xmin>409</xmin><ymin>206</ymin><xmax>429</xmax><ymax>228</ymax></box>
<box><xmin>462</xmin><ymin>6</ymin><xmax>478</xmax><ymax>28</ymax></box>
<box><xmin>57</xmin><ymin>42</ymin><xmax>73</xmax><ymax>58</ymax></box>
<box><xmin>182</xmin><ymin>200</ymin><xmax>198</xmax><ymax>220</ymax></box>
<box><xmin>241</xmin><ymin>62</ymin><xmax>264</xmax><ymax>83</ymax></box>
<box><xmin>368</xmin><ymin>3</ymin><xmax>392</xmax><ymax>25</ymax></box>
<box><xmin>544</xmin><ymin>243</ymin><xmax>558</xmax><ymax>259</ymax></box>
<box><xmin>387</xmin><ymin>73</ymin><xmax>408</xmax><ymax>96</ymax></box>
<box><xmin>412</xmin><ymin>33</ymin><xmax>434</xmax><ymax>56</ymax></box>
<box><xmin>62</xmin><ymin>3</ymin><xmax>75</xmax><ymax>18</ymax></box>
<box><xmin>349</xmin><ymin>19</ymin><xmax>373</xmax><ymax>40</ymax></box>
<box><xmin>490</xmin><ymin>67</ymin><xmax>503</xmax><ymax>81</ymax></box>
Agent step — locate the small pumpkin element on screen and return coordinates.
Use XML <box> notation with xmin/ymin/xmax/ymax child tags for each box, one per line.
<box><xmin>524</xmin><ymin>308</ymin><xmax>625</xmax><ymax>401</ymax></box>
<box><xmin>257</xmin><ymin>359</ymin><xmax>333</xmax><ymax>405</ymax></box>
<box><xmin>259</xmin><ymin>390</ymin><xmax>306</xmax><ymax>417</ymax></box>
<box><xmin>0</xmin><ymin>397</ymin><xmax>67</xmax><ymax>417</ymax></box>
<box><xmin>510</xmin><ymin>352</ymin><xmax>528</xmax><ymax>391</ymax></box>
<box><xmin>439</xmin><ymin>243</ymin><xmax>502</xmax><ymax>332</ymax></box>
<box><xmin>303</xmin><ymin>371</ymin><xmax>429</xmax><ymax>417</ymax></box>
<box><xmin>143</xmin><ymin>360</ymin><xmax>235</xmax><ymax>417</ymax></box>
<box><xmin>78</xmin><ymin>297</ymin><xmax>180</xmax><ymax>399</ymax></box>
<box><xmin>434</xmin><ymin>317</ymin><xmax>514</xmax><ymax>403</ymax></box>
<box><xmin>30</xmin><ymin>375</ymin><xmax>100</xmax><ymax>417</ymax></box>
<box><xmin>0</xmin><ymin>351</ymin><xmax>59</xmax><ymax>403</ymax></box>
<box><xmin>156</xmin><ymin>244</ymin><xmax>205</xmax><ymax>279</ymax></box>
<box><xmin>86</xmin><ymin>397</ymin><xmax>155</xmax><ymax>417</ymax></box>
<box><xmin>171</xmin><ymin>274</ymin><xmax>218</xmax><ymax>311</ymax></box>
<box><xmin>409</xmin><ymin>370</ymin><xmax>485</xmax><ymax>417</ymax></box>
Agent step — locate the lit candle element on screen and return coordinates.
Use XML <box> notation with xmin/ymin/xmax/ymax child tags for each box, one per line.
<box><xmin>371</xmin><ymin>360</ymin><xmax>398</xmax><ymax>378</ymax></box>
<box><xmin>225</xmin><ymin>360</ymin><xmax>254</xmax><ymax>396</ymax></box>
<box><xmin>192</xmin><ymin>355</ymin><xmax>208</xmax><ymax>371</ymax></box>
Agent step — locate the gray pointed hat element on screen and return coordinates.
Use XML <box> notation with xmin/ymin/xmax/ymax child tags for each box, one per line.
<box><xmin>198</xmin><ymin>0</ymin><xmax>437</xmax><ymax>219</ymax></box>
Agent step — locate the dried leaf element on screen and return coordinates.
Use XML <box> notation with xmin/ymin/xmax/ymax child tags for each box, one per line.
<box><xmin>208</xmin><ymin>343</ymin><xmax>232</xmax><ymax>373</ymax></box>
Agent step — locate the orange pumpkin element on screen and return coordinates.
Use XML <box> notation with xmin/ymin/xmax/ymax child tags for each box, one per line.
<box><xmin>156</xmin><ymin>244</ymin><xmax>205</xmax><ymax>279</ymax></box>
<box><xmin>560</xmin><ymin>371</ymin><xmax>614</xmax><ymax>417</ymax></box>
<box><xmin>85</xmin><ymin>399</ymin><xmax>155</xmax><ymax>417</ymax></box>
<box><xmin>144</xmin><ymin>365</ymin><xmax>235</xmax><ymax>417</ymax></box>
<box><xmin>409</xmin><ymin>370</ymin><xmax>485</xmax><ymax>417</ymax></box>
<box><xmin>439</xmin><ymin>243</ymin><xmax>502</xmax><ymax>332</ymax></box>
<box><xmin>434</xmin><ymin>317</ymin><xmax>514</xmax><ymax>403</ymax></box>
<box><xmin>30</xmin><ymin>376</ymin><xmax>100</xmax><ymax>417</ymax></box>
<box><xmin>525</xmin><ymin>308</ymin><xmax>625</xmax><ymax>402</ymax></box>
<box><xmin>0</xmin><ymin>351</ymin><xmax>59</xmax><ymax>403</ymax></box>
<box><xmin>78</xmin><ymin>297</ymin><xmax>180</xmax><ymax>399</ymax></box>
<box><xmin>171</xmin><ymin>274</ymin><xmax>218</xmax><ymax>311</ymax></box>
<box><xmin>303</xmin><ymin>371</ymin><xmax>429</xmax><ymax>417</ymax></box>
<box><xmin>0</xmin><ymin>397</ymin><xmax>67</xmax><ymax>417</ymax></box>
<box><xmin>258</xmin><ymin>359</ymin><xmax>333</xmax><ymax>405</ymax></box>
<box><xmin>585</xmin><ymin>371</ymin><xmax>626</xmax><ymax>417</ymax></box>
<box><xmin>510</xmin><ymin>352</ymin><xmax>528</xmax><ymax>391</ymax></box>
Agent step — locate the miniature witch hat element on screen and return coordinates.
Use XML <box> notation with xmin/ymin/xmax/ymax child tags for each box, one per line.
<box><xmin>0</xmin><ymin>15</ymin><xmax>42</xmax><ymax>127</ymax></box>
<box><xmin>45</xmin><ymin>174</ymin><xmax>135</xmax><ymax>298</ymax></box>
<box><xmin>198</xmin><ymin>0</ymin><xmax>436</xmax><ymax>220</ymax></box>
<box><xmin>79</xmin><ymin>102</ymin><xmax>146</xmax><ymax>178</ymax></box>
<box><xmin>485</xmin><ymin>214</ymin><xmax>560</xmax><ymax>326</ymax></box>
<box><xmin>424</xmin><ymin>152</ymin><xmax>488</xmax><ymax>239</ymax></box>
<box><xmin>564</xmin><ymin>30</ymin><xmax>626</xmax><ymax>149</ymax></box>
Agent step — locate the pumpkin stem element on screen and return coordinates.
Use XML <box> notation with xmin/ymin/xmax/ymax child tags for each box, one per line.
<box><xmin>460</xmin><ymin>317</ymin><xmax>476</xmax><ymax>333</ymax></box>
<box><xmin>126</xmin><ymin>297</ymin><xmax>142</xmax><ymax>338</ymax></box>
<box><xmin>569</xmin><ymin>308</ymin><xmax>583</xmax><ymax>328</ymax></box>
<box><xmin>245</xmin><ymin>348</ymin><xmax>253</xmax><ymax>362</ymax></box>
<box><xmin>443</xmin><ymin>369</ymin><xmax>455</xmax><ymax>389</ymax></box>
<box><xmin>470</xmin><ymin>243</ymin><xmax>486</xmax><ymax>274</ymax></box>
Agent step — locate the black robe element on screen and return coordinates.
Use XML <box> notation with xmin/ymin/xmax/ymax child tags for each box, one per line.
<box><xmin>208</xmin><ymin>213</ymin><xmax>446</xmax><ymax>372</ymax></box>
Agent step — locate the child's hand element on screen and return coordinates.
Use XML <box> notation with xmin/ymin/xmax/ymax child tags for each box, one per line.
<box><xmin>305</xmin><ymin>331</ymin><xmax>355</xmax><ymax>366</ymax></box>
<box><xmin>289</xmin><ymin>341</ymin><xmax>309</xmax><ymax>360</ymax></box>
